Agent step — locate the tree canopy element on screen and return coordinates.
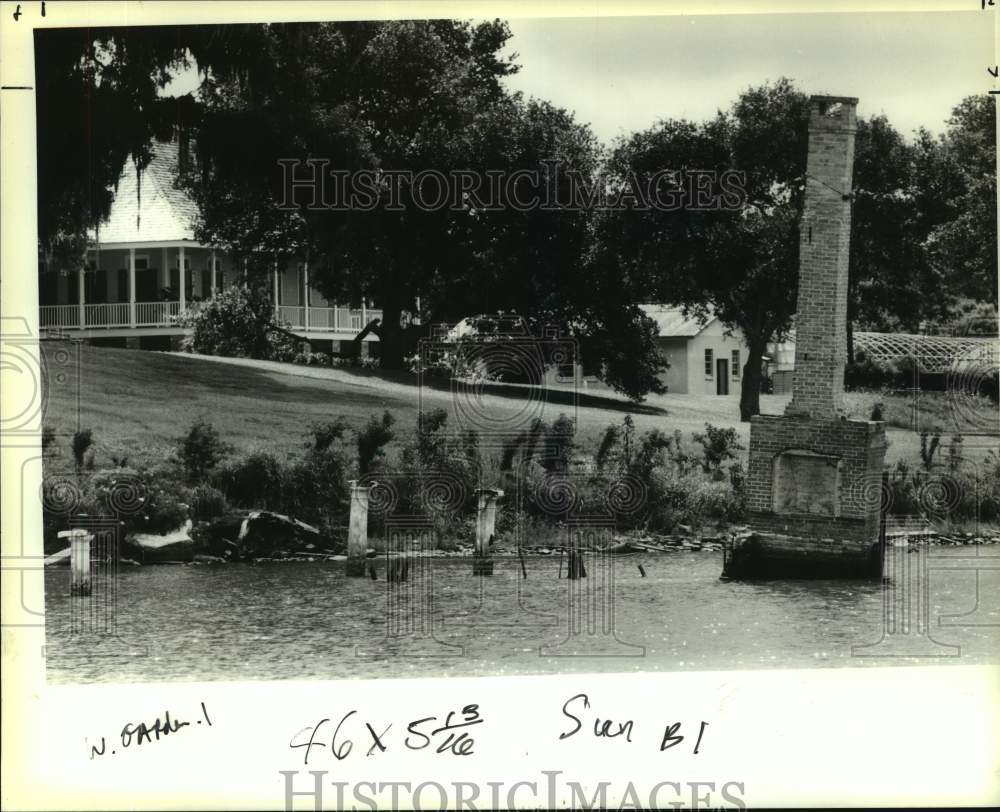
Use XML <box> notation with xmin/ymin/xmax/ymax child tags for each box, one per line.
<box><xmin>597</xmin><ymin>78</ymin><xmax>809</xmax><ymax>420</ymax></box>
<box><xmin>36</xmin><ymin>26</ymin><xmax>996</xmax><ymax>405</ymax></box>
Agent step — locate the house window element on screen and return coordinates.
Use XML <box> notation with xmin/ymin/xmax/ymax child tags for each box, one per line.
<box><xmin>732</xmin><ymin>350</ymin><xmax>741</xmax><ymax>379</ymax></box>
<box><xmin>134</xmin><ymin>255</ymin><xmax>149</xmax><ymax>271</ymax></box>
<box><xmin>704</xmin><ymin>348</ymin><xmax>714</xmax><ymax>377</ymax></box>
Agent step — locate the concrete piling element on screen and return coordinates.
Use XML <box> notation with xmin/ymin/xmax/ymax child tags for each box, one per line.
<box><xmin>473</xmin><ymin>488</ymin><xmax>503</xmax><ymax>576</ymax></box>
<box><xmin>67</xmin><ymin>528</ymin><xmax>92</xmax><ymax>596</ymax></box>
<box><xmin>347</xmin><ymin>480</ymin><xmax>374</xmax><ymax>577</ymax></box>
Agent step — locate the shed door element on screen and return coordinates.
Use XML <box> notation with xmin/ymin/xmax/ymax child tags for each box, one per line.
<box><xmin>716</xmin><ymin>358</ymin><xmax>729</xmax><ymax>395</ymax></box>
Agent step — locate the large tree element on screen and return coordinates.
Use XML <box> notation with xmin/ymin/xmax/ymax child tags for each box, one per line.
<box><xmin>926</xmin><ymin>96</ymin><xmax>998</xmax><ymax>310</ymax></box>
<box><xmin>185</xmin><ymin>20</ymin><xmax>665</xmax><ymax>397</ymax></box>
<box><xmin>849</xmin><ymin>97</ymin><xmax>997</xmax><ymax>339</ymax></box>
<box><xmin>35</xmin><ymin>26</ymin><xmax>197</xmax><ymax>269</ymax></box>
<box><xmin>598</xmin><ymin>78</ymin><xmax>809</xmax><ymax>420</ymax></box>
<box><xmin>187</xmin><ymin>20</ymin><xmax>519</xmax><ymax>367</ymax></box>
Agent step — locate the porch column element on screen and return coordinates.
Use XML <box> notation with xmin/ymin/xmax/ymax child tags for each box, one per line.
<box><xmin>178</xmin><ymin>246</ymin><xmax>186</xmax><ymax>312</ymax></box>
<box><xmin>362</xmin><ymin>298</ymin><xmax>367</xmax><ymax>326</ymax></box>
<box><xmin>128</xmin><ymin>247</ymin><xmax>136</xmax><ymax>327</ymax></box>
<box><xmin>273</xmin><ymin>256</ymin><xmax>280</xmax><ymax>316</ymax></box>
<box><xmin>210</xmin><ymin>249</ymin><xmax>217</xmax><ymax>296</ymax></box>
<box><xmin>77</xmin><ymin>266</ymin><xmax>85</xmax><ymax>328</ymax></box>
<box><xmin>303</xmin><ymin>260</ymin><xmax>310</xmax><ymax>331</ymax></box>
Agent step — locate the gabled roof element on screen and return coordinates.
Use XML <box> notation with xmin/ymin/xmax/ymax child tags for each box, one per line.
<box><xmin>639</xmin><ymin>304</ymin><xmax>717</xmax><ymax>338</ymax></box>
<box><xmin>89</xmin><ymin>140</ymin><xmax>200</xmax><ymax>245</ymax></box>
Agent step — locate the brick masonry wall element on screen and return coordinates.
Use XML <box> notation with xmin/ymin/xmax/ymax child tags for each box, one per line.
<box><xmin>748</xmin><ymin>414</ymin><xmax>886</xmax><ymax>544</ymax></box>
<box><xmin>786</xmin><ymin>98</ymin><xmax>857</xmax><ymax>421</ymax></box>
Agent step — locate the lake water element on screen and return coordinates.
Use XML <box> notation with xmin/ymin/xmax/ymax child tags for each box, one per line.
<box><xmin>44</xmin><ymin>548</ymin><xmax>999</xmax><ymax>684</ymax></box>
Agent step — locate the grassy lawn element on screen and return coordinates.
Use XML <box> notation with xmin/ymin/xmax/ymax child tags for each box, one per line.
<box><xmin>41</xmin><ymin>344</ymin><xmax>994</xmax><ymax>470</ymax></box>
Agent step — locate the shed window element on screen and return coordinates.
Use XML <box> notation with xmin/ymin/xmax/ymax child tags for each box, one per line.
<box><xmin>704</xmin><ymin>348</ymin><xmax>713</xmax><ymax>377</ymax></box>
<box><xmin>732</xmin><ymin>350</ymin><xmax>741</xmax><ymax>378</ymax></box>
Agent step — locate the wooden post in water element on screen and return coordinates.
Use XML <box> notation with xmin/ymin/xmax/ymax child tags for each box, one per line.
<box><xmin>387</xmin><ymin>556</ymin><xmax>409</xmax><ymax>583</ymax></box>
<box><xmin>347</xmin><ymin>480</ymin><xmax>373</xmax><ymax>577</ymax></box>
<box><xmin>473</xmin><ymin>488</ymin><xmax>503</xmax><ymax>576</ymax></box>
<box><xmin>68</xmin><ymin>529</ymin><xmax>92</xmax><ymax>596</ymax></box>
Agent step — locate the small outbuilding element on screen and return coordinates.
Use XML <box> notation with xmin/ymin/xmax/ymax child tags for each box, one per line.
<box><xmin>640</xmin><ymin>305</ymin><xmax>746</xmax><ymax>395</ymax></box>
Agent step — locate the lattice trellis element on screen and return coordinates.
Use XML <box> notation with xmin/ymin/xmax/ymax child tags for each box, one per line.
<box><xmin>853</xmin><ymin>332</ymin><xmax>998</xmax><ymax>374</ymax></box>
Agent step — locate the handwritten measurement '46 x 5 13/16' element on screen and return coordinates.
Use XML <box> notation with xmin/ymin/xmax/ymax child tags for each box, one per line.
<box><xmin>290</xmin><ymin>704</ymin><xmax>484</xmax><ymax>765</ymax></box>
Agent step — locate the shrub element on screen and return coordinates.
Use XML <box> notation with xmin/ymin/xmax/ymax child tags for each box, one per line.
<box><xmin>595</xmin><ymin>424</ymin><xmax>621</xmax><ymax>472</ymax></box>
<box><xmin>310</xmin><ymin>419</ymin><xmax>350</xmax><ymax>453</ymax></box>
<box><xmin>631</xmin><ymin>428</ymin><xmax>690</xmax><ymax>481</ymax></box>
<box><xmin>692</xmin><ymin>423</ymin><xmax>743</xmax><ymax>474</ymax></box>
<box><xmin>177</xmin><ymin>419</ymin><xmax>231</xmax><ymax>483</ymax></box>
<box><xmin>187</xmin><ymin>483</ymin><xmax>229</xmax><ymax>521</ymax></box>
<box><xmin>357</xmin><ymin>411</ymin><xmax>396</xmax><ymax>475</ymax></box>
<box><xmin>72</xmin><ymin>429</ymin><xmax>93</xmax><ymax>471</ymax></box>
<box><xmin>286</xmin><ymin>439</ymin><xmax>352</xmax><ymax>528</ymax></box>
<box><xmin>293</xmin><ymin>351</ymin><xmax>331</xmax><ymax>366</ymax></box>
<box><xmin>84</xmin><ymin>466</ymin><xmax>190</xmax><ymax>535</ymax></box>
<box><xmin>543</xmin><ymin>414</ymin><xmax>576</xmax><ymax>472</ymax></box>
<box><xmin>181</xmin><ymin>285</ymin><xmax>297</xmax><ymax>360</ymax></box>
<box><xmin>886</xmin><ymin>456</ymin><xmax>1000</xmax><ymax>523</ymax></box>
<box><xmin>213</xmin><ymin>451</ymin><xmax>286</xmax><ymax>509</ymax></box>
<box><xmin>403</xmin><ymin>409</ymin><xmax>481</xmax><ymax>518</ymax></box>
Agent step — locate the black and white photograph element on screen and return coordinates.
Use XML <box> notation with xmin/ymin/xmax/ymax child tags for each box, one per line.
<box><xmin>2</xmin><ymin>1</ymin><xmax>998</xmax><ymax>808</ymax></box>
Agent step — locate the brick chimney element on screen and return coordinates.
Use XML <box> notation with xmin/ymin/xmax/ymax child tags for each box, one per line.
<box><xmin>730</xmin><ymin>94</ymin><xmax>886</xmax><ymax>580</ymax></box>
<box><xmin>785</xmin><ymin>96</ymin><xmax>858</xmax><ymax>420</ymax></box>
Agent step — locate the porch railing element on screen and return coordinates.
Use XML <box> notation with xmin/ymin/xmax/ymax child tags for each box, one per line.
<box><xmin>135</xmin><ymin>301</ymin><xmax>181</xmax><ymax>326</ymax></box>
<box><xmin>85</xmin><ymin>302</ymin><xmax>130</xmax><ymax>327</ymax></box>
<box><xmin>40</xmin><ymin>300</ymin><xmax>381</xmax><ymax>334</ymax></box>
<box><xmin>277</xmin><ymin>306</ymin><xmax>378</xmax><ymax>333</ymax></box>
<box><xmin>39</xmin><ymin>305</ymin><xmax>82</xmax><ymax>329</ymax></box>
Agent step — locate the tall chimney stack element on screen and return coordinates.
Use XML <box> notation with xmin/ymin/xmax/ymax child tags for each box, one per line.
<box><xmin>785</xmin><ymin>96</ymin><xmax>858</xmax><ymax>420</ymax></box>
<box><xmin>728</xmin><ymin>94</ymin><xmax>886</xmax><ymax>580</ymax></box>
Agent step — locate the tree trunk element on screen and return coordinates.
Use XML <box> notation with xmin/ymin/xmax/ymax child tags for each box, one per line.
<box><xmin>739</xmin><ymin>336</ymin><xmax>768</xmax><ymax>422</ymax></box>
<box><xmin>378</xmin><ymin>300</ymin><xmax>405</xmax><ymax>369</ymax></box>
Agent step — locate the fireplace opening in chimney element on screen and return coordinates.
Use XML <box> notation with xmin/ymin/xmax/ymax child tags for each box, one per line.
<box><xmin>772</xmin><ymin>450</ymin><xmax>841</xmax><ymax>517</ymax></box>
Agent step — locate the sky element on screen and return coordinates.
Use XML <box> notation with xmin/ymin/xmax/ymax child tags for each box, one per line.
<box><xmin>499</xmin><ymin>11</ymin><xmax>995</xmax><ymax>144</ymax></box>
<box><xmin>162</xmin><ymin>10</ymin><xmax>995</xmax><ymax>146</ymax></box>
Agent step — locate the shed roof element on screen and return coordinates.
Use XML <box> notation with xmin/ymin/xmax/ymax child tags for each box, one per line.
<box><xmin>88</xmin><ymin>141</ymin><xmax>200</xmax><ymax>245</ymax></box>
<box><xmin>639</xmin><ymin>304</ymin><xmax>716</xmax><ymax>338</ymax></box>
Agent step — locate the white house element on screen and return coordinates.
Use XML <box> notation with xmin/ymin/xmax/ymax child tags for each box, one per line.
<box><xmin>640</xmin><ymin>304</ymin><xmax>794</xmax><ymax>396</ymax></box>
<box><xmin>640</xmin><ymin>305</ymin><xmax>744</xmax><ymax>395</ymax></box>
<box><xmin>37</xmin><ymin>135</ymin><xmax>379</xmax><ymax>351</ymax></box>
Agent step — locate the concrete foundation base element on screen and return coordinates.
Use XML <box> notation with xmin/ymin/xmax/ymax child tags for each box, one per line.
<box><xmin>722</xmin><ymin>532</ymin><xmax>882</xmax><ymax>580</ymax></box>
